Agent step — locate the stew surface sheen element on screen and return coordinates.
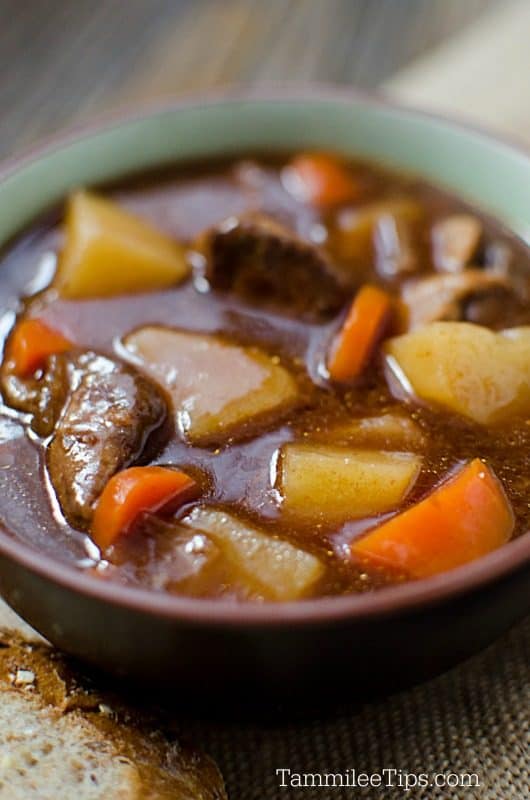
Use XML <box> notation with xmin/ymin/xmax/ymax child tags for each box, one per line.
<box><xmin>0</xmin><ymin>152</ymin><xmax>529</xmax><ymax>602</ymax></box>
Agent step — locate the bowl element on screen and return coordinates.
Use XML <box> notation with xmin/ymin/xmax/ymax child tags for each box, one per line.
<box><xmin>0</xmin><ymin>88</ymin><xmax>529</xmax><ymax>704</ymax></box>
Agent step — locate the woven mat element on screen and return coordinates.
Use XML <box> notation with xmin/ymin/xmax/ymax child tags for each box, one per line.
<box><xmin>187</xmin><ymin>616</ymin><xmax>530</xmax><ymax>799</ymax></box>
<box><xmin>2</xmin><ymin>599</ymin><xmax>528</xmax><ymax>797</ymax></box>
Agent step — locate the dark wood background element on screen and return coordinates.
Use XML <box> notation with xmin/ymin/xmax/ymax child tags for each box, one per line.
<box><xmin>0</xmin><ymin>0</ymin><xmax>498</xmax><ymax>159</ymax></box>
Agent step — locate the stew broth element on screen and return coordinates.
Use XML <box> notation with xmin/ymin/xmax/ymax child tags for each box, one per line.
<box><xmin>0</xmin><ymin>153</ymin><xmax>529</xmax><ymax>601</ymax></box>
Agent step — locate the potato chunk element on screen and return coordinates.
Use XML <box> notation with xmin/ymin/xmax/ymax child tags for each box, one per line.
<box><xmin>123</xmin><ymin>326</ymin><xmax>298</xmax><ymax>445</ymax></box>
<box><xmin>277</xmin><ymin>444</ymin><xmax>421</xmax><ymax>523</ymax></box>
<box><xmin>322</xmin><ymin>412</ymin><xmax>425</xmax><ymax>451</ymax></box>
<box><xmin>181</xmin><ymin>507</ymin><xmax>324</xmax><ymax>601</ymax></box>
<box><xmin>56</xmin><ymin>191</ymin><xmax>188</xmax><ymax>298</ymax></box>
<box><xmin>385</xmin><ymin>322</ymin><xmax>530</xmax><ymax>425</ymax></box>
<box><xmin>334</xmin><ymin>198</ymin><xmax>423</xmax><ymax>275</ymax></box>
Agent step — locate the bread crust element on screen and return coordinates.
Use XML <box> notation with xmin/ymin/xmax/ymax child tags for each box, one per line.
<box><xmin>0</xmin><ymin>630</ymin><xmax>227</xmax><ymax>800</ymax></box>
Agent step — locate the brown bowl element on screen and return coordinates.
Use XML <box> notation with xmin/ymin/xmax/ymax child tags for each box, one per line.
<box><xmin>0</xmin><ymin>89</ymin><xmax>529</xmax><ymax>703</ymax></box>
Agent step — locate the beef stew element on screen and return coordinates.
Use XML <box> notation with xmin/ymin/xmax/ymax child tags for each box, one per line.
<box><xmin>0</xmin><ymin>151</ymin><xmax>529</xmax><ymax>602</ymax></box>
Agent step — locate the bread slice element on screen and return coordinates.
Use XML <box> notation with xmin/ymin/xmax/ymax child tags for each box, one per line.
<box><xmin>0</xmin><ymin>631</ymin><xmax>226</xmax><ymax>799</ymax></box>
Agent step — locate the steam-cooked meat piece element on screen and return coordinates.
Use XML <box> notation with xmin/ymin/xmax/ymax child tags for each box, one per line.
<box><xmin>47</xmin><ymin>353</ymin><xmax>168</xmax><ymax>530</ymax></box>
<box><xmin>2</xmin><ymin>349</ymin><xmax>170</xmax><ymax>526</ymax></box>
<box><xmin>1</xmin><ymin>373</ymin><xmax>37</xmax><ymax>418</ymax></box>
<box><xmin>401</xmin><ymin>270</ymin><xmax>516</xmax><ymax>330</ymax></box>
<box><xmin>31</xmin><ymin>354</ymin><xmax>73</xmax><ymax>436</ymax></box>
<box><xmin>201</xmin><ymin>213</ymin><xmax>345</xmax><ymax>318</ymax></box>
<box><xmin>1</xmin><ymin>353</ymin><xmax>72</xmax><ymax>437</ymax></box>
<box><xmin>432</xmin><ymin>214</ymin><xmax>482</xmax><ymax>272</ymax></box>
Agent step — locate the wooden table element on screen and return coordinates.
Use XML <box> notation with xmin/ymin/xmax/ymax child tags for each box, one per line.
<box><xmin>0</xmin><ymin>0</ymin><xmax>500</xmax><ymax>159</ymax></box>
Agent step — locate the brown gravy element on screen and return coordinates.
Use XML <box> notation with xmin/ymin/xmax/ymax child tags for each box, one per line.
<box><xmin>0</xmin><ymin>153</ymin><xmax>529</xmax><ymax>601</ymax></box>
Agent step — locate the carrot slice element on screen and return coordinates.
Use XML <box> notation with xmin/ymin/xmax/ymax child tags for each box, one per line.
<box><xmin>350</xmin><ymin>459</ymin><xmax>514</xmax><ymax>579</ymax></box>
<box><xmin>91</xmin><ymin>466</ymin><xmax>199</xmax><ymax>550</ymax></box>
<box><xmin>328</xmin><ymin>285</ymin><xmax>392</xmax><ymax>382</ymax></box>
<box><xmin>6</xmin><ymin>319</ymin><xmax>73</xmax><ymax>377</ymax></box>
<box><xmin>285</xmin><ymin>152</ymin><xmax>360</xmax><ymax>208</ymax></box>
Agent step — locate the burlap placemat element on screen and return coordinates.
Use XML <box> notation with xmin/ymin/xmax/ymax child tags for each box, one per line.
<box><xmin>186</xmin><ymin>616</ymin><xmax>529</xmax><ymax>799</ymax></box>
<box><xmin>0</xmin><ymin>602</ymin><xmax>528</xmax><ymax>798</ymax></box>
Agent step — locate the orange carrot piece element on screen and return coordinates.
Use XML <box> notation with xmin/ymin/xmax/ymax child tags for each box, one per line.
<box><xmin>285</xmin><ymin>152</ymin><xmax>360</xmax><ymax>208</ymax></box>
<box><xmin>350</xmin><ymin>459</ymin><xmax>514</xmax><ymax>579</ymax></box>
<box><xmin>328</xmin><ymin>285</ymin><xmax>392</xmax><ymax>382</ymax></box>
<box><xmin>6</xmin><ymin>319</ymin><xmax>73</xmax><ymax>377</ymax></box>
<box><xmin>91</xmin><ymin>466</ymin><xmax>199</xmax><ymax>550</ymax></box>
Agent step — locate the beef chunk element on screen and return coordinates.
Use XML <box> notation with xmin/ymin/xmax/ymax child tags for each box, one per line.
<box><xmin>0</xmin><ymin>373</ymin><xmax>38</xmax><ymax>420</ymax></box>
<box><xmin>2</xmin><ymin>348</ymin><xmax>170</xmax><ymax>527</ymax></box>
<box><xmin>0</xmin><ymin>353</ymin><xmax>71</xmax><ymax>437</ymax></box>
<box><xmin>31</xmin><ymin>354</ymin><xmax>73</xmax><ymax>437</ymax></box>
<box><xmin>201</xmin><ymin>213</ymin><xmax>346</xmax><ymax>318</ymax></box>
<box><xmin>46</xmin><ymin>353</ymin><xmax>168</xmax><ymax>530</ymax></box>
<box><xmin>401</xmin><ymin>270</ymin><xmax>517</xmax><ymax>330</ymax></box>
